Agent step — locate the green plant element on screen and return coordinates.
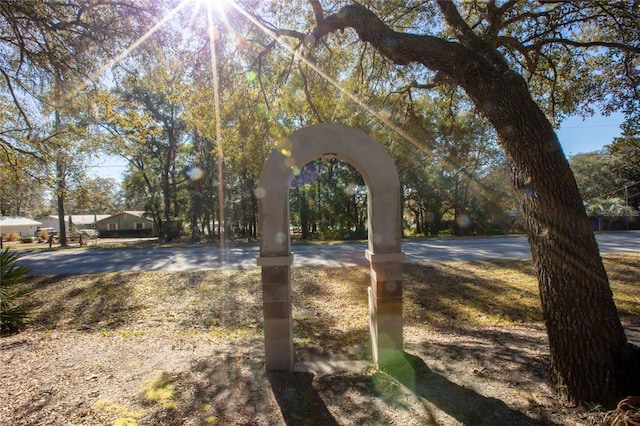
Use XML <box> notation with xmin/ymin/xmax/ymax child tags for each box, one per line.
<box><xmin>0</xmin><ymin>248</ymin><xmax>31</xmax><ymax>335</ymax></box>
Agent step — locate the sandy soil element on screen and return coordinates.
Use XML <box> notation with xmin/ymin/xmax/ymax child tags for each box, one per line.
<box><xmin>4</xmin><ymin>322</ymin><xmax>625</xmax><ymax>425</ymax></box>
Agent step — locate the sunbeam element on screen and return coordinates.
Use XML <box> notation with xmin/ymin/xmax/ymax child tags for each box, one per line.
<box><xmin>220</xmin><ymin>0</ymin><xmax>504</xmax><ymax>235</ymax></box>
<box><xmin>201</xmin><ymin>0</ymin><xmax>233</xmax><ymax>32</ymax></box>
<box><xmin>224</xmin><ymin>0</ymin><xmax>434</xmax><ymax>159</ymax></box>
<box><xmin>206</xmin><ymin>0</ymin><xmax>227</xmax><ymax>250</ymax></box>
<box><xmin>71</xmin><ymin>0</ymin><xmax>484</xmax><ymax>244</ymax></box>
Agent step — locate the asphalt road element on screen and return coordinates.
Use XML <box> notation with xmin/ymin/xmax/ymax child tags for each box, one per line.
<box><xmin>15</xmin><ymin>232</ymin><xmax>639</xmax><ymax>275</ymax></box>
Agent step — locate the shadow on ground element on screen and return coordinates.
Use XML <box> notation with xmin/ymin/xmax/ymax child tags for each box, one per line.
<box><xmin>384</xmin><ymin>352</ymin><xmax>556</xmax><ymax>425</ymax></box>
<box><xmin>22</xmin><ymin>273</ymin><xmax>141</xmax><ymax>330</ymax></box>
<box><xmin>269</xmin><ymin>372</ymin><xmax>340</xmax><ymax>425</ymax></box>
<box><xmin>265</xmin><ymin>350</ymin><xmax>556</xmax><ymax>425</ymax></box>
<box><xmin>139</xmin><ymin>349</ymin><xmax>557</xmax><ymax>425</ymax></box>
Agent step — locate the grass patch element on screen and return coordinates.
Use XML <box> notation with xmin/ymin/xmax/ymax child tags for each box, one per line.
<box><xmin>143</xmin><ymin>371</ymin><xmax>178</xmax><ymax>410</ymax></box>
<box><xmin>403</xmin><ymin>259</ymin><xmax>542</xmax><ymax>328</ymax></box>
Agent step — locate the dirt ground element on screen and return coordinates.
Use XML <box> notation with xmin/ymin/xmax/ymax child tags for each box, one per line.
<box><xmin>1</xmin><ymin>258</ymin><xmax>639</xmax><ymax>425</ymax></box>
<box><xmin>4</xmin><ymin>323</ymin><xmax>623</xmax><ymax>426</ymax></box>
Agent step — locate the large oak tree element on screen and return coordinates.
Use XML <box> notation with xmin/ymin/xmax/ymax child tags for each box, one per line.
<box><xmin>268</xmin><ymin>0</ymin><xmax>639</xmax><ymax>405</ymax></box>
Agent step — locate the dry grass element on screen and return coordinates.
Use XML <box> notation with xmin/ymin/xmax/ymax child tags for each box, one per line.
<box><xmin>17</xmin><ymin>254</ymin><xmax>640</xmax><ymax>363</ymax></box>
<box><xmin>20</xmin><ymin>269</ymin><xmax>264</xmax><ymax>336</ymax></box>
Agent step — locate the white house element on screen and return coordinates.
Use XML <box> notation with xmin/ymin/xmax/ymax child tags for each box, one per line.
<box><xmin>0</xmin><ymin>216</ymin><xmax>42</xmax><ymax>237</ymax></box>
<box><xmin>39</xmin><ymin>214</ymin><xmax>110</xmax><ymax>233</ymax></box>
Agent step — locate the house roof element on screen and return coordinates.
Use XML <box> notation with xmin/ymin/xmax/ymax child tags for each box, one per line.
<box><xmin>94</xmin><ymin>211</ymin><xmax>152</xmax><ymax>224</ymax></box>
<box><xmin>47</xmin><ymin>214</ymin><xmax>111</xmax><ymax>225</ymax></box>
<box><xmin>123</xmin><ymin>211</ymin><xmax>147</xmax><ymax>218</ymax></box>
<box><xmin>0</xmin><ymin>216</ymin><xmax>42</xmax><ymax>227</ymax></box>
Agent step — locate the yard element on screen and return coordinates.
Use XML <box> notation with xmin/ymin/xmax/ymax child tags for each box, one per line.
<box><xmin>1</xmin><ymin>255</ymin><xmax>639</xmax><ymax>425</ymax></box>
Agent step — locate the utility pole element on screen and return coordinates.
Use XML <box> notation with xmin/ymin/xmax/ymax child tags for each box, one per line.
<box><xmin>624</xmin><ymin>185</ymin><xmax>629</xmax><ymax>230</ymax></box>
<box><xmin>624</xmin><ymin>185</ymin><xmax>629</xmax><ymax>206</ymax></box>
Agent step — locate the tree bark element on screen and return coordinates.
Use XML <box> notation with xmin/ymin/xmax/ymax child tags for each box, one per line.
<box><xmin>54</xmin><ymin>70</ymin><xmax>67</xmax><ymax>247</ymax></box>
<box><xmin>475</xmin><ymin>70</ymin><xmax>628</xmax><ymax>406</ymax></box>
<box><xmin>311</xmin><ymin>3</ymin><xmax>632</xmax><ymax>405</ymax></box>
<box><xmin>251</xmin><ymin>191</ymin><xmax>258</xmax><ymax>239</ymax></box>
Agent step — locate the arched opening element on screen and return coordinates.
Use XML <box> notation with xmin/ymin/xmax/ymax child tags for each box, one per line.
<box><xmin>257</xmin><ymin>123</ymin><xmax>404</xmax><ymax>372</ymax></box>
<box><xmin>290</xmin><ymin>158</ymin><xmax>368</xmax><ymax>242</ymax></box>
<box><xmin>289</xmin><ymin>158</ymin><xmax>370</xmax><ymax>364</ymax></box>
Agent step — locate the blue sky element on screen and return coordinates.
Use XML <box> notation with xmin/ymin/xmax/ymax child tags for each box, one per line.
<box><xmin>556</xmin><ymin>111</ymin><xmax>624</xmax><ymax>156</ymax></box>
<box><xmin>89</xmin><ymin>156</ymin><xmax>128</xmax><ymax>182</ymax></box>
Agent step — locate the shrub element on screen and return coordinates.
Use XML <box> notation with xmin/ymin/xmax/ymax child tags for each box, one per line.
<box><xmin>37</xmin><ymin>229</ymin><xmax>49</xmax><ymax>242</ymax></box>
<box><xmin>20</xmin><ymin>237</ymin><xmax>34</xmax><ymax>244</ymax></box>
<box><xmin>0</xmin><ymin>248</ymin><xmax>30</xmax><ymax>335</ymax></box>
<box><xmin>6</xmin><ymin>231</ymin><xmax>18</xmax><ymax>242</ymax></box>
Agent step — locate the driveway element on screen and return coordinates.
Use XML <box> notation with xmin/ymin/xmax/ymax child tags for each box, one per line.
<box><xmin>15</xmin><ymin>232</ymin><xmax>639</xmax><ymax>275</ymax></box>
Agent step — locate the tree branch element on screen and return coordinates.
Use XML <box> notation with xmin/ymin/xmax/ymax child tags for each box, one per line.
<box><xmin>0</xmin><ymin>137</ymin><xmax>41</xmax><ymax>160</ymax></box>
<box><xmin>436</xmin><ymin>0</ymin><xmax>510</xmax><ymax>72</ymax></box>
<box><xmin>536</xmin><ymin>38</ymin><xmax>640</xmax><ymax>54</ymax></box>
<box><xmin>497</xmin><ymin>36</ymin><xmax>536</xmax><ymax>73</ymax></box>
<box><xmin>275</xmin><ymin>29</ymin><xmax>307</xmax><ymax>40</ymax></box>
<box><xmin>308</xmin><ymin>0</ymin><xmax>324</xmax><ymax>26</ymax></box>
<box><xmin>312</xmin><ymin>4</ymin><xmax>459</xmax><ymax>72</ymax></box>
<box><xmin>298</xmin><ymin>63</ymin><xmax>324</xmax><ymax>123</ymax></box>
<box><xmin>0</xmin><ymin>68</ymin><xmax>33</xmax><ymax>132</ymax></box>
<box><xmin>486</xmin><ymin>0</ymin><xmax>517</xmax><ymax>39</ymax></box>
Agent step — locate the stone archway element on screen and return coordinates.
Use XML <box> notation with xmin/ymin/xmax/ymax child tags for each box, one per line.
<box><xmin>256</xmin><ymin>123</ymin><xmax>404</xmax><ymax>372</ymax></box>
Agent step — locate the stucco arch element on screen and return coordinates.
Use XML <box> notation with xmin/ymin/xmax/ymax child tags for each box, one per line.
<box><xmin>257</xmin><ymin>123</ymin><xmax>404</xmax><ymax>371</ymax></box>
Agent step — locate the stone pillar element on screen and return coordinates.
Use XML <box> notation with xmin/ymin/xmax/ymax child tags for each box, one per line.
<box><xmin>366</xmin><ymin>250</ymin><xmax>405</xmax><ymax>368</ymax></box>
<box><xmin>258</xmin><ymin>254</ymin><xmax>295</xmax><ymax>372</ymax></box>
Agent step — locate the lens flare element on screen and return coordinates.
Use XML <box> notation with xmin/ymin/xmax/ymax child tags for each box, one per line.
<box><xmin>224</xmin><ymin>0</ymin><xmax>430</xmax><ymax>157</ymax></box>
<box><xmin>345</xmin><ymin>183</ymin><xmax>358</xmax><ymax>196</ymax></box>
<box><xmin>205</xmin><ymin>0</ymin><xmax>227</xmax><ymax>248</ymax></box>
<box><xmin>187</xmin><ymin>166</ymin><xmax>204</xmax><ymax>180</ymax></box>
<box><xmin>254</xmin><ymin>187</ymin><xmax>266</xmax><ymax>199</ymax></box>
<box><xmin>67</xmin><ymin>0</ymin><xmax>191</xmax><ymax>101</ymax></box>
<box><xmin>246</xmin><ymin>71</ymin><xmax>258</xmax><ymax>82</ymax></box>
<box><xmin>456</xmin><ymin>213</ymin><xmax>472</xmax><ymax>229</ymax></box>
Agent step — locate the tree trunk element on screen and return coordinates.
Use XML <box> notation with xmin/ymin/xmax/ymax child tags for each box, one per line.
<box><xmin>161</xmin><ymin>171</ymin><xmax>172</xmax><ymax>241</ymax></box>
<box><xmin>300</xmin><ymin>189</ymin><xmax>309</xmax><ymax>240</ymax></box>
<box><xmin>459</xmin><ymin>66</ymin><xmax>628</xmax><ymax>406</ymax></box>
<box><xmin>191</xmin><ymin>130</ymin><xmax>202</xmax><ymax>242</ymax></box>
<box><xmin>54</xmin><ymin>71</ymin><xmax>67</xmax><ymax>248</ymax></box>
<box><xmin>206</xmin><ymin>209</ymin><xmax>214</xmax><ymax>240</ymax></box>
<box><xmin>311</xmin><ymin>3</ymin><xmax>634</xmax><ymax>405</ymax></box>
